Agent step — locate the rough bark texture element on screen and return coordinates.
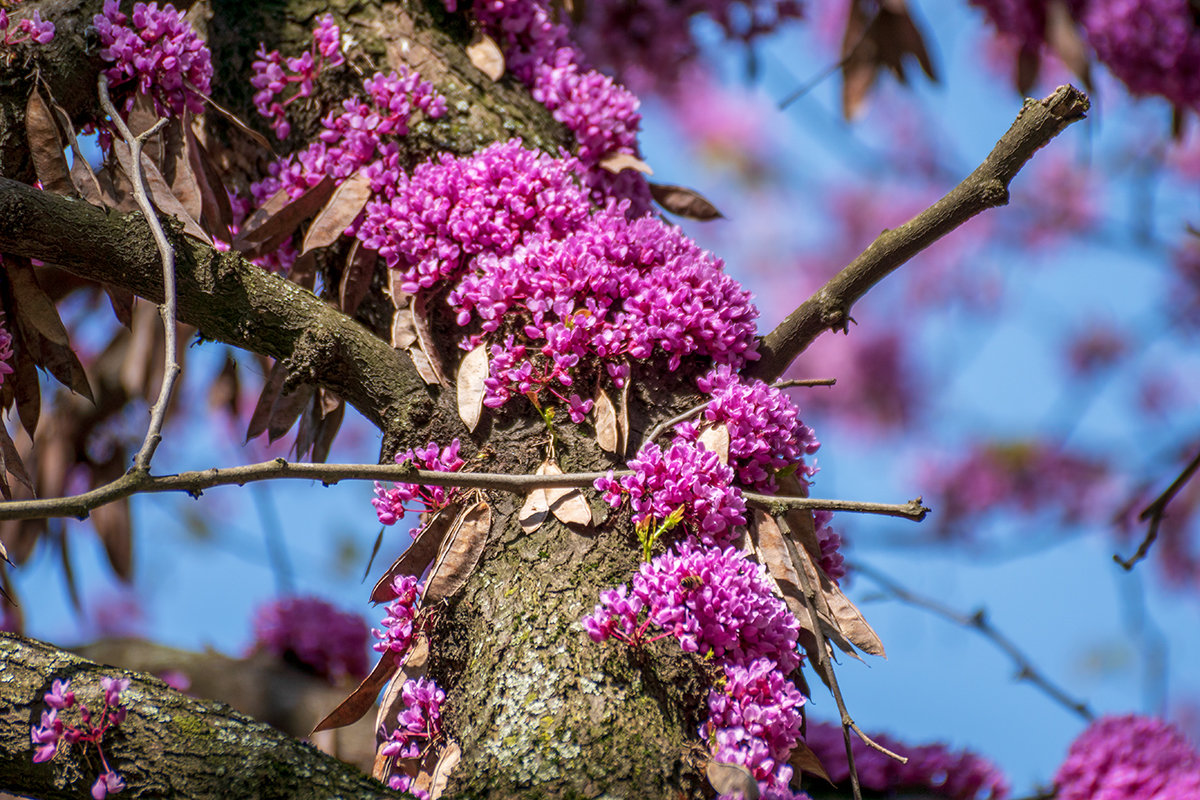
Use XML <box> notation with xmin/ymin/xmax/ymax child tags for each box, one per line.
<box><xmin>0</xmin><ymin>633</ymin><xmax>404</xmax><ymax>799</ymax></box>
<box><xmin>0</xmin><ymin>0</ymin><xmax>719</xmax><ymax>798</ymax></box>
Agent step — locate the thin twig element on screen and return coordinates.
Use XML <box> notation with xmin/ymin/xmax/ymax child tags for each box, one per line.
<box><xmin>850</xmin><ymin>560</ymin><xmax>1094</xmax><ymax>721</ymax></box>
<box><xmin>643</xmin><ymin>377</ymin><xmax>836</xmax><ymax>445</ymax></box>
<box><xmin>97</xmin><ymin>75</ymin><xmax>181</xmax><ymax>472</ymax></box>
<box><xmin>744</xmin><ymin>492</ymin><xmax>929</xmax><ymax>521</ymax></box>
<box><xmin>747</xmin><ymin>85</ymin><xmax>1091</xmax><ymax>383</ymax></box>
<box><xmin>1114</xmin><ymin>447</ymin><xmax>1200</xmax><ymax>570</ymax></box>
<box><xmin>0</xmin><ymin>458</ymin><xmax>929</xmax><ymax>524</ymax></box>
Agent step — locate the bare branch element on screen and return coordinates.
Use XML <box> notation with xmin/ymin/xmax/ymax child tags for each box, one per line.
<box><xmin>97</xmin><ymin>75</ymin><xmax>180</xmax><ymax>471</ymax></box>
<box><xmin>851</xmin><ymin>560</ymin><xmax>1094</xmax><ymax>721</ymax></box>
<box><xmin>744</xmin><ymin>493</ymin><xmax>929</xmax><ymax>521</ymax></box>
<box><xmin>747</xmin><ymin>85</ymin><xmax>1091</xmax><ymax>383</ymax></box>
<box><xmin>1114</xmin><ymin>447</ymin><xmax>1200</xmax><ymax>570</ymax></box>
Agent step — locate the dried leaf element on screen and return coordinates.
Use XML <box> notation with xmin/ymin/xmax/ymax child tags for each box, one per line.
<box><xmin>598</xmin><ymin>152</ymin><xmax>653</xmax><ymax>176</ymax></box>
<box><xmin>408</xmin><ymin>347</ymin><xmax>442</xmax><ymax>386</ymax></box>
<box><xmin>1045</xmin><ymin>0</ymin><xmax>1090</xmax><ymax>87</ymax></box>
<box><xmin>70</xmin><ymin>150</ymin><xmax>104</xmax><ymax>207</ymax></box>
<box><xmin>822</xmin><ymin>574</ymin><xmax>886</xmax><ymax>657</ymax></box>
<box><xmin>267</xmin><ymin>383</ymin><xmax>314</xmax><ymax>444</ymax></box>
<box><xmin>340</xmin><ymin>241</ymin><xmax>377</xmax><ymax>316</ymax></box>
<box><xmin>542</xmin><ymin>461</ymin><xmax>592</xmax><ymax>526</ymax></box>
<box><xmin>301</xmin><ymin>170</ymin><xmax>373</xmax><ymax>255</ymax></box>
<box><xmin>840</xmin><ymin>0</ymin><xmax>937</xmax><ymax>119</ymax></box>
<box><xmin>698</xmin><ymin>423</ymin><xmax>730</xmax><ymax>465</ymax></box>
<box><xmin>313</xmin><ymin>652</ymin><xmax>399</xmax><ymax>734</ymax></box>
<box><xmin>789</xmin><ymin>740</ymin><xmax>833</xmax><ymax>785</ymax></box>
<box><xmin>111</xmin><ymin>138</ymin><xmax>211</xmax><ymax>244</ymax></box>
<box><xmin>105</xmin><ymin>286</ymin><xmax>134</xmax><ymax>328</ymax></box>
<box><xmin>185</xmin><ymin>122</ymin><xmax>234</xmax><ymax>238</ymax></box>
<box><xmin>311</xmin><ymin>395</ymin><xmax>345</xmax><ymax>464</ymax></box>
<box><xmin>518</xmin><ymin>483</ymin><xmax>550</xmax><ymax>534</ymax></box>
<box><xmin>370</xmin><ymin>506</ymin><xmax>459</xmax><ymax>603</ymax></box>
<box><xmin>8</xmin><ymin>262</ymin><xmax>93</xmax><ymax>401</ymax></box>
<box><xmin>207</xmin><ymin>352</ymin><xmax>240</xmax><ymax>418</ymax></box>
<box><xmin>195</xmin><ymin>89</ymin><xmax>274</xmax><ymax>151</ymax></box>
<box><xmin>466</xmin><ymin>31</ymin><xmax>506</xmax><ymax>80</ymax></box>
<box><xmin>424</xmin><ymin>500</ymin><xmax>492</xmax><ymax>604</ymax></box>
<box><xmin>594</xmin><ymin>388</ymin><xmax>619</xmax><ymax>454</ymax></box>
<box><xmin>25</xmin><ymin>91</ymin><xmax>74</xmax><ymax>196</ymax></box>
<box><xmin>456</xmin><ymin>344</ymin><xmax>488</xmax><ymax>432</ymax></box>
<box><xmin>618</xmin><ymin>375</ymin><xmax>631</xmax><ymax>456</ymax></box>
<box><xmin>428</xmin><ymin>741</ymin><xmax>461</xmax><ymax>799</ymax></box>
<box><xmin>234</xmin><ymin>176</ymin><xmax>335</xmax><ymax>249</ymax></box>
<box><xmin>706</xmin><ymin>760</ymin><xmax>759</xmax><ymax>800</ymax></box>
<box><xmin>161</xmin><ymin>117</ymin><xmax>203</xmax><ymax>221</ymax></box>
<box><xmin>391</xmin><ymin>299</ymin><xmax>417</xmax><ymax>350</ymax></box>
<box><xmin>246</xmin><ymin>361</ymin><xmax>287</xmax><ymax>441</ymax></box>
<box><xmin>411</xmin><ymin>293</ymin><xmax>449</xmax><ymax>386</ymax></box>
<box><xmin>1015</xmin><ymin>45</ymin><xmax>1041</xmax><ymax>96</ymax></box>
<box><xmin>12</xmin><ymin>342</ymin><xmax>40</xmax><ymax>438</ymax></box>
<box><xmin>648</xmin><ymin>183</ymin><xmax>723</xmax><ymax>221</ymax></box>
<box><xmin>0</xmin><ymin>424</ymin><xmax>32</xmax><ymax>500</ymax></box>
<box><xmin>91</xmin><ymin>460</ymin><xmax>133</xmax><ymax>581</ymax></box>
<box><xmin>375</xmin><ymin>636</ymin><xmax>429</xmax><ymax>745</ymax></box>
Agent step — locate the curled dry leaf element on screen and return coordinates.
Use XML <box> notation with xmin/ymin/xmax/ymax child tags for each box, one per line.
<box><xmin>593</xmin><ymin>388</ymin><xmax>619</xmax><ymax>454</ymax></box>
<box><xmin>184</xmin><ymin>121</ymin><xmax>234</xmax><ymax>237</ymax></box>
<box><xmin>456</xmin><ymin>344</ymin><xmax>488</xmax><ymax>432</ymax></box>
<box><xmin>411</xmin><ymin>293</ymin><xmax>450</xmax><ymax>387</ymax></box>
<box><xmin>0</xmin><ymin>424</ymin><xmax>33</xmax><ymax>500</ymax></box>
<box><xmin>234</xmin><ymin>176</ymin><xmax>335</xmax><ymax>249</ymax></box>
<box><xmin>391</xmin><ymin>298</ymin><xmax>418</xmax><ymax>350</ymax></box>
<box><xmin>706</xmin><ymin>759</ymin><xmax>760</xmax><ymax>800</ymax></box>
<box><xmin>370</xmin><ymin>505</ymin><xmax>460</xmax><ymax>603</ymax></box>
<box><xmin>423</xmin><ymin>499</ymin><xmax>492</xmax><ymax>605</ymax></box>
<box><xmin>8</xmin><ymin>261</ymin><xmax>93</xmax><ymax>402</ymax></box>
<box><xmin>267</xmin><ymin>383</ymin><xmax>315</xmax><ymax>444</ymax></box>
<box><xmin>408</xmin><ymin>347</ymin><xmax>443</xmax><ymax>386</ymax></box>
<box><xmin>245</xmin><ymin>361</ymin><xmax>287</xmax><ymax>442</ymax></box>
<box><xmin>313</xmin><ymin>651</ymin><xmax>399</xmax><ymax>734</ymax></box>
<box><xmin>789</xmin><ymin>739</ymin><xmax>834</xmax><ymax>785</ymax></box>
<box><xmin>428</xmin><ymin>740</ymin><xmax>462</xmax><ymax>800</ymax></box>
<box><xmin>302</xmin><ymin>169</ymin><xmax>373</xmax><ymax>255</ymax></box>
<box><xmin>647</xmin><ymin>183</ymin><xmax>724</xmax><ymax>221</ymax></box>
<box><xmin>25</xmin><ymin>90</ymin><xmax>74</xmax><ymax>197</ymax></box>
<box><xmin>375</xmin><ymin>636</ymin><xmax>430</xmax><ymax>749</ymax></box>
<box><xmin>340</xmin><ymin>241</ymin><xmax>377</xmax><ymax>316</ymax></box>
<box><xmin>698</xmin><ymin>422</ymin><xmax>731</xmax><ymax>465</ymax></box>
<box><xmin>466</xmin><ymin>31</ymin><xmax>506</xmax><ymax>81</ymax></box>
<box><xmin>111</xmin><ymin>138</ymin><xmax>210</xmax><ymax>244</ymax></box>
<box><xmin>598</xmin><ymin>152</ymin><xmax>653</xmax><ymax>176</ymax></box>
<box><xmin>619</xmin><ymin>375</ymin><xmax>631</xmax><ymax>455</ymax></box>
<box><xmin>542</xmin><ymin>460</ymin><xmax>592</xmax><ymax>526</ymax></box>
<box><xmin>518</xmin><ymin>482</ymin><xmax>550</xmax><ymax>534</ymax></box>
<box><xmin>161</xmin><ymin>117</ymin><xmax>203</xmax><ymax>221</ymax></box>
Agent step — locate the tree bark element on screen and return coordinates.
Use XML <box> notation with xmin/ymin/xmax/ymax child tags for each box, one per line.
<box><xmin>0</xmin><ymin>633</ymin><xmax>404</xmax><ymax>799</ymax></box>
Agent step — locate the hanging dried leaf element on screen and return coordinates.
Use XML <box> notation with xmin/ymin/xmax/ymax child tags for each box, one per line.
<box><xmin>126</xmin><ymin>93</ymin><xmax>164</xmax><ymax>164</ymax></box>
<box><xmin>408</xmin><ymin>347</ymin><xmax>442</xmax><ymax>386</ymax></box>
<box><xmin>841</xmin><ymin>0</ymin><xmax>938</xmax><ymax>119</ymax></box>
<box><xmin>518</xmin><ymin>483</ymin><xmax>550</xmax><ymax>534</ymax></box>
<box><xmin>294</xmin><ymin>391</ymin><xmax>323</xmax><ymax>460</ymax></box>
<box><xmin>301</xmin><ymin>170</ymin><xmax>373</xmax><ymax>255</ymax></box>
<box><xmin>789</xmin><ymin>740</ymin><xmax>833</xmax><ymax>785</ymax></box>
<box><xmin>542</xmin><ymin>461</ymin><xmax>592</xmax><ymax>526</ymax></box>
<box><xmin>105</xmin><ymin>286</ymin><xmax>134</xmax><ymax>328</ymax></box>
<box><xmin>698</xmin><ymin>423</ymin><xmax>730</xmax><ymax>465</ymax></box>
<box><xmin>91</xmin><ymin>458</ymin><xmax>133</xmax><ymax>581</ymax></box>
<box><xmin>598</xmin><ymin>152</ymin><xmax>653</xmax><ymax>176</ymax></box>
<box><xmin>311</xmin><ymin>395</ymin><xmax>345</xmax><ymax>463</ymax></box>
<box><xmin>706</xmin><ymin>760</ymin><xmax>759</xmax><ymax>800</ymax></box>
<box><xmin>191</xmin><ymin>87</ymin><xmax>273</xmax><ymax>150</ymax></box>
<box><xmin>234</xmin><ymin>176</ymin><xmax>335</xmax><ymax>249</ymax></box>
<box><xmin>456</xmin><ymin>344</ymin><xmax>488</xmax><ymax>432</ymax></box>
<box><xmin>25</xmin><ymin>90</ymin><xmax>74</xmax><ymax>196</ymax></box>
<box><xmin>95</xmin><ymin>164</ymin><xmax>137</xmax><ymax>213</ymax></box>
<box><xmin>208</xmin><ymin>352</ymin><xmax>240</xmax><ymax>418</ymax></box>
<box><xmin>12</xmin><ymin>340</ymin><xmax>40</xmax><ymax>438</ymax></box>
<box><xmin>185</xmin><ymin>121</ymin><xmax>234</xmax><ymax>237</ymax></box>
<box><xmin>313</xmin><ymin>652</ymin><xmax>399</xmax><ymax>734</ymax></box>
<box><xmin>160</xmin><ymin>117</ymin><xmax>203</xmax><ymax>221</ymax></box>
<box><xmin>111</xmin><ymin>138</ymin><xmax>210</xmax><ymax>244</ymax></box>
<box><xmin>8</xmin><ymin>262</ymin><xmax>93</xmax><ymax>401</ymax></box>
<box><xmin>619</xmin><ymin>375</ymin><xmax>631</xmax><ymax>456</ymax></box>
<box><xmin>267</xmin><ymin>383</ymin><xmax>314</xmax><ymax>444</ymax></box>
<box><xmin>391</xmin><ymin>302</ymin><xmax>417</xmax><ymax>350</ymax></box>
<box><xmin>648</xmin><ymin>183</ymin><xmax>723</xmax><ymax>221</ymax></box>
<box><xmin>1015</xmin><ymin>45</ymin><xmax>1041</xmax><ymax>96</ymax></box>
<box><xmin>0</xmin><ymin>424</ymin><xmax>32</xmax><ymax>500</ymax></box>
<box><xmin>375</xmin><ymin>636</ymin><xmax>430</xmax><ymax>745</ymax></box>
<box><xmin>466</xmin><ymin>31</ymin><xmax>506</xmax><ymax>80</ymax></box>
<box><xmin>423</xmin><ymin>499</ymin><xmax>492</xmax><ymax>604</ymax></box>
<box><xmin>594</xmin><ymin>388</ymin><xmax>619</xmax><ymax>454</ymax></box>
<box><xmin>411</xmin><ymin>293</ymin><xmax>449</xmax><ymax>386</ymax></box>
<box><xmin>340</xmin><ymin>241</ymin><xmax>377</xmax><ymax>316</ymax></box>
<box><xmin>370</xmin><ymin>506</ymin><xmax>459</xmax><ymax>603</ymax></box>
<box><xmin>821</xmin><ymin>574</ymin><xmax>885</xmax><ymax>657</ymax></box>
<box><xmin>245</xmin><ymin>361</ymin><xmax>286</xmax><ymax>441</ymax></box>
<box><xmin>70</xmin><ymin>150</ymin><xmax>105</xmax><ymax>207</ymax></box>
<box><xmin>1045</xmin><ymin>0</ymin><xmax>1091</xmax><ymax>87</ymax></box>
<box><xmin>428</xmin><ymin>741</ymin><xmax>461</xmax><ymax>799</ymax></box>
<box><xmin>751</xmin><ymin>510</ymin><xmax>804</xmax><ymax>599</ymax></box>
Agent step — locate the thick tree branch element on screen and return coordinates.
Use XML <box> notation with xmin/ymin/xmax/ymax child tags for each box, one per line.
<box><xmin>0</xmin><ymin>633</ymin><xmax>402</xmax><ymax>799</ymax></box>
<box><xmin>0</xmin><ymin>177</ymin><xmax>432</xmax><ymax>436</ymax></box>
<box><xmin>747</xmin><ymin>85</ymin><xmax>1091</xmax><ymax>383</ymax></box>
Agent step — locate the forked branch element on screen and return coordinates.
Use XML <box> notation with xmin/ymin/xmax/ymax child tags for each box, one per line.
<box><xmin>748</xmin><ymin>85</ymin><xmax>1091</xmax><ymax>382</ymax></box>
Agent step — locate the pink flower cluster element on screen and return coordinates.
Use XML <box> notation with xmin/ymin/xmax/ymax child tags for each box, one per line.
<box><xmin>595</xmin><ymin>441</ymin><xmax>747</xmax><ymax>547</ymax></box>
<box><xmin>1082</xmin><ymin>0</ymin><xmax>1200</xmax><ymax>110</ymax></box>
<box><xmin>0</xmin><ymin>6</ymin><xmax>55</xmax><ymax>46</ymax></box>
<box><xmin>582</xmin><ymin>539</ymin><xmax>807</xmax><ymax>798</ymax></box>
<box><xmin>582</xmin><ymin>540</ymin><xmax>800</xmax><ymax>671</ymax></box>
<box><xmin>372</xmin><ymin>439</ymin><xmax>465</xmax><ymax>526</ymax></box>
<box><xmin>0</xmin><ymin>313</ymin><xmax>13</xmax><ymax>388</ymax></box>
<box><xmin>380</xmin><ymin>677</ymin><xmax>445</xmax><ymax>761</ymax></box>
<box><xmin>93</xmin><ymin>1</ymin><xmax>212</xmax><ymax>116</ymax></box>
<box><xmin>251</xmin><ymin>13</ymin><xmax>345</xmax><ymax>139</ymax></box>
<box><xmin>32</xmin><ymin>677</ymin><xmax>130</xmax><ymax>799</ymax></box>
<box><xmin>968</xmin><ymin>0</ymin><xmax>1087</xmax><ymax>50</ymax></box>
<box><xmin>677</xmin><ymin>365</ymin><xmax>819</xmax><ymax>492</ymax></box>
<box><xmin>373</xmin><ymin>575</ymin><xmax>422</xmax><ymax>659</ymax></box>
<box><xmin>1054</xmin><ymin>714</ymin><xmax>1200</xmax><ymax>800</ymax></box>
<box><xmin>804</xmin><ymin>720</ymin><xmax>1010</xmax><ymax>799</ymax></box>
<box><xmin>250</xmin><ymin>596</ymin><xmax>369</xmax><ymax>683</ymax></box>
